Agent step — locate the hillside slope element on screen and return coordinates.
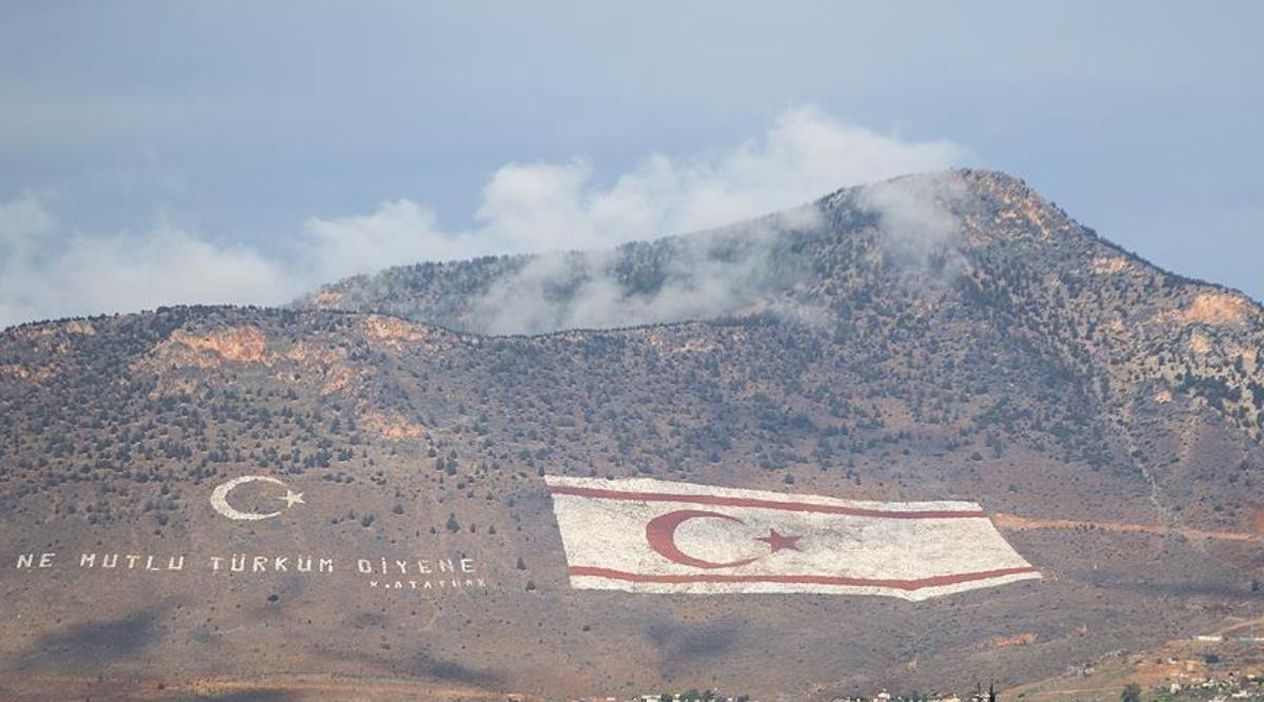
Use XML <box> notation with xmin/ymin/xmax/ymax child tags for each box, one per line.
<box><xmin>1</xmin><ymin>170</ymin><xmax>1262</xmax><ymax>700</ymax></box>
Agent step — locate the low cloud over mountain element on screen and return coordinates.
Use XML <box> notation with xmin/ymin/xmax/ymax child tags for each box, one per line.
<box><xmin>0</xmin><ymin>107</ymin><xmax>967</xmax><ymax>329</ymax></box>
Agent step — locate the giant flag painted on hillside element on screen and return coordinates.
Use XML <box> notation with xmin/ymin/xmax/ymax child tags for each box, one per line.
<box><xmin>545</xmin><ymin>476</ymin><xmax>1040</xmax><ymax>601</ymax></box>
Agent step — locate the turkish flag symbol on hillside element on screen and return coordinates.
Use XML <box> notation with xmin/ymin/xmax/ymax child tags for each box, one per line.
<box><xmin>544</xmin><ymin>476</ymin><xmax>1040</xmax><ymax>601</ymax></box>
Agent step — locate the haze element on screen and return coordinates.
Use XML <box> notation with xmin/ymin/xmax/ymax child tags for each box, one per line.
<box><xmin>1</xmin><ymin>1</ymin><xmax>1260</xmax><ymax>328</ymax></box>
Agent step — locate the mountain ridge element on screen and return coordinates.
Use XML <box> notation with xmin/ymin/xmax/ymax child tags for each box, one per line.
<box><xmin>296</xmin><ymin>169</ymin><xmax>1261</xmax><ymax>329</ymax></box>
<box><xmin>2</xmin><ymin>169</ymin><xmax>1263</xmax><ymax>700</ymax></box>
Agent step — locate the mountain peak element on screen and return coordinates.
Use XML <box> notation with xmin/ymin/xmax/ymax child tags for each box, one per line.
<box><xmin>4</xmin><ymin>169</ymin><xmax>1264</xmax><ymax>701</ymax></box>
<box><xmin>292</xmin><ymin>169</ymin><xmax>1264</xmax><ymax>445</ymax></box>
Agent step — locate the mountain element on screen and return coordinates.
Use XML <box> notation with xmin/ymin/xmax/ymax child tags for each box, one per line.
<box><xmin>1</xmin><ymin>170</ymin><xmax>1262</xmax><ymax>701</ymax></box>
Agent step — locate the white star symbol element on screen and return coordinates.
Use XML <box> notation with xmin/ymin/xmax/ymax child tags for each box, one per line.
<box><xmin>278</xmin><ymin>490</ymin><xmax>305</xmax><ymax>509</ymax></box>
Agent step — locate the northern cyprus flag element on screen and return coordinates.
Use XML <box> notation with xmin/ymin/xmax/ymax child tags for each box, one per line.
<box><xmin>545</xmin><ymin>476</ymin><xmax>1040</xmax><ymax>601</ymax></box>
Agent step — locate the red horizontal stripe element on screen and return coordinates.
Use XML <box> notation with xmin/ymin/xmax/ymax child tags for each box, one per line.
<box><xmin>548</xmin><ymin>485</ymin><xmax>987</xmax><ymax>519</ymax></box>
<box><xmin>567</xmin><ymin>565</ymin><xmax>1040</xmax><ymax>591</ymax></box>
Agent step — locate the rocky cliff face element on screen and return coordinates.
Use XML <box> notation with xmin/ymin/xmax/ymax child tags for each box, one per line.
<box><xmin>1</xmin><ymin>171</ymin><xmax>1261</xmax><ymax>701</ymax></box>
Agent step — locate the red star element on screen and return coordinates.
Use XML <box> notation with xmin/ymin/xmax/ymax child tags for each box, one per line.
<box><xmin>755</xmin><ymin>529</ymin><xmax>802</xmax><ymax>553</ymax></box>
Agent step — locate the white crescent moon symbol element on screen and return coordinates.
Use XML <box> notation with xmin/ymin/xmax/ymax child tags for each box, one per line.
<box><xmin>210</xmin><ymin>475</ymin><xmax>288</xmax><ymax>521</ymax></box>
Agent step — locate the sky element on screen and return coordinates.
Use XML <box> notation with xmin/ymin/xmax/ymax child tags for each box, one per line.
<box><xmin>1</xmin><ymin>1</ymin><xmax>1261</xmax><ymax>328</ymax></box>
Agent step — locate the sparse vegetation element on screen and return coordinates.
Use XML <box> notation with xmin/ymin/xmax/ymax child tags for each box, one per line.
<box><xmin>2</xmin><ymin>171</ymin><xmax>1263</xmax><ymax>699</ymax></box>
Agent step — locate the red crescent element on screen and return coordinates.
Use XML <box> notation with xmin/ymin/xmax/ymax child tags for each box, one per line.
<box><xmin>645</xmin><ymin>509</ymin><xmax>759</xmax><ymax>569</ymax></box>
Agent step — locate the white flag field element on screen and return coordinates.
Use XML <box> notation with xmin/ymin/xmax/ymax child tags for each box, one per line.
<box><xmin>545</xmin><ymin>476</ymin><xmax>1040</xmax><ymax>601</ymax></box>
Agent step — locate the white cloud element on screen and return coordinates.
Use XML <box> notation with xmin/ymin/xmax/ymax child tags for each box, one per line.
<box><xmin>860</xmin><ymin>173</ymin><xmax>970</xmax><ymax>253</ymax></box>
<box><xmin>0</xmin><ymin>193</ymin><xmax>56</xmax><ymax>252</ymax></box>
<box><xmin>468</xmin><ymin>224</ymin><xmax>811</xmax><ymax>335</ymax></box>
<box><xmin>0</xmin><ymin>202</ymin><xmax>295</xmax><ymax>328</ymax></box>
<box><xmin>300</xmin><ymin>105</ymin><xmax>969</xmax><ymax>263</ymax></box>
<box><xmin>297</xmin><ymin>199</ymin><xmax>451</xmax><ymax>283</ymax></box>
<box><xmin>0</xmin><ymin>106</ymin><xmax>970</xmax><ymax>330</ymax></box>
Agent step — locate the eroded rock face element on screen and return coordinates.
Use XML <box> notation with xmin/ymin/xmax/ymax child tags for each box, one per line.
<box><xmin>158</xmin><ymin>326</ymin><xmax>271</xmax><ymax>367</ymax></box>
<box><xmin>1180</xmin><ymin>292</ymin><xmax>1257</xmax><ymax>326</ymax></box>
<box><xmin>359</xmin><ymin>314</ymin><xmax>444</xmax><ymax>352</ymax></box>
